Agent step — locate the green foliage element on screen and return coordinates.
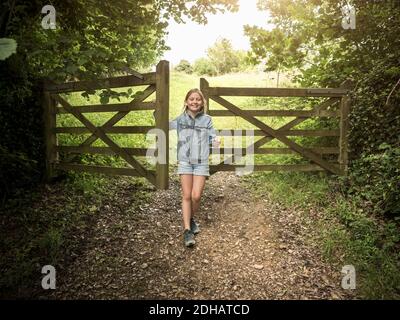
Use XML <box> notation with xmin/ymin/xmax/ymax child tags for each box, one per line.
<box><xmin>248</xmin><ymin>0</ymin><xmax>400</xmax><ymax>87</ymax></box>
<box><xmin>0</xmin><ymin>168</ymin><xmax>157</xmax><ymax>298</ymax></box>
<box><xmin>244</xmin><ymin>26</ymin><xmax>305</xmax><ymax>74</ymax></box>
<box><xmin>342</xmin><ymin>145</ymin><xmax>400</xmax><ymax>217</ymax></box>
<box><xmin>0</xmin><ymin>171</ymin><xmax>109</xmax><ymax>298</ymax></box>
<box><xmin>174</xmin><ymin>59</ymin><xmax>193</xmax><ymax>74</ymax></box>
<box><xmin>245</xmin><ymin>0</ymin><xmax>400</xmax><ymax>220</ymax></box>
<box><xmin>0</xmin><ymin>75</ymin><xmax>45</xmax><ymax>197</ymax></box>
<box><xmin>234</xmin><ymin>49</ymin><xmax>254</xmax><ymax>72</ymax></box>
<box><xmin>0</xmin><ymin>146</ymin><xmax>41</xmax><ymax>199</ymax></box>
<box><xmin>193</xmin><ymin>57</ymin><xmax>218</xmax><ymax>76</ymax></box>
<box><xmin>38</xmin><ymin>227</ymin><xmax>63</xmax><ymax>264</ymax></box>
<box><xmin>322</xmin><ymin>197</ymin><xmax>400</xmax><ymax>299</ymax></box>
<box><xmin>2</xmin><ymin>1</ymin><xmax>239</xmax><ymax>82</ymax></box>
<box><xmin>206</xmin><ymin>38</ymin><xmax>241</xmax><ymax>74</ymax></box>
<box><xmin>242</xmin><ymin>171</ymin><xmax>400</xmax><ymax>299</ymax></box>
<box><xmin>244</xmin><ymin>2</ymin><xmax>400</xmax><ymax>296</ymax></box>
<box><xmin>241</xmin><ymin>171</ymin><xmax>330</xmax><ymax>208</ymax></box>
<box><xmin>348</xmin><ymin>56</ymin><xmax>400</xmax><ymax>159</ymax></box>
<box><xmin>193</xmin><ymin>38</ymin><xmax>251</xmax><ymax>75</ymax></box>
<box><xmin>0</xmin><ymin>0</ymin><xmax>239</xmax><ymax>198</ymax></box>
<box><xmin>0</xmin><ymin>38</ymin><xmax>17</xmax><ymax>60</ymax></box>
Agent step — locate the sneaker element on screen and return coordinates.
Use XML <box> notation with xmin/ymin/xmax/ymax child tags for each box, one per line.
<box><xmin>183</xmin><ymin>229</ymin><xmax>195</xmax><ymax>247</ymax></box>
<box><xmin>190</xmin><ymin>218</ymin><xmax>200</xmax><ymax>234</ymax></box>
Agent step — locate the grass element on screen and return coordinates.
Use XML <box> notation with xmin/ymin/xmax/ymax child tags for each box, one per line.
<box><xmin>241</xmin><ymin>171</ymin><xmax>400</xmax><ymax>299</ymax></box>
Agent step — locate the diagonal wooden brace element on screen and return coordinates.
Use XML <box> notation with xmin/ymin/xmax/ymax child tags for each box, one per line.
<box><xmin>213</xmin><ymin>97</ymin><xmax>339</xmax><ymax>171</ymax></box>
<box><xmin>79</xmin><ymin>85</ymin><xmax>156</xmax><ymax>147</ymax></box>
<box><xmin>63</xmin><ymin>85</ymin><xmax>156</xmax><ymax>163</ymax></box>
<box><xmin>211</xmin><ymin>96</ymin><xmax>341</xmax><ymax>175</ymax></box>
<box><xmin>53</xmin><ymin>94</ymin><xmax>156</xmax><ymax>184</ymax></box>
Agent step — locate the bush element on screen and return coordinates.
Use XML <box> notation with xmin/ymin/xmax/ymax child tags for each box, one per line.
<box><xmin>207</xmin><ymin>38</ymin><xmax>240</xmax><ymax>75</ymax></box>
<box><xmin>343</xmin><ymin>144</ymin><xmax>400</xmax><ymax>217</ymax></box>
<box><xmin>0</xmin><ymin>60</ymin><xmax>45</xmax><ymax>198</ymax></box>
<box><xmin>192</xmin><ymin>39</ymin><xmax>252</xmax><ymax>76</ymax></box>
<box><xmin>348</xmin><ymin>57</ymin><xmax>400</xmax><ymax>160</ymax></box>
<box><xmin>193</xmin><ymin>57</ymin><xmax>218</xmax><ymax>76</ymax></box>
<box><xmin>174</xmin><ymin>59</ymin><xmax>193</xmax><ymax>74</ymax></box>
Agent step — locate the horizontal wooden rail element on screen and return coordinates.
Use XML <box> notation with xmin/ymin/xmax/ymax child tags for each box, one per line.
<box><xmin>57</xmin><ymin>146</ymin><xmax>339</xmax><ymax>156</ymax></box>
<box><xmin>215</xmin><ymin>129</ymin><xmax>340</xmax><ymax>136</ymax></box>
<box><xmin>56</xmin><ymin>163</ymin><xmax>155</xmax><ymax>176</ymax></box>
<box><xmin>209</xmin><ymin>110</ymin><xmax>340</xmax><ymax>117</ymax></box>
<box><xmin>56</xmin><ymin>146</ymin><xmax>155</xmax><ymax>156</ymax></box>
<box><xmin>209</xmin><ymin>147</ymin><xmax>339</xmax><ymax>154</ymax></box>
<box><xmin>207</xmin><ymin>87</ymin><xmax>348</xmax><ymax>97</ymax></box>
<box><xmin>56</xmin><ymin>102</ymin><xmax>156</xmax><ymax>113</ymax></box>
<box><xmin>54</xmin><ymin>126</ymin><xmax>155</xmax><ymax>134</ymax></box>
<box><xmin>209</xmin><ymin>164</ymin><xmax>329</xmax><ymax>172</ymax></box>
<box><xmin>44</xmin><ymin>73</ymin><xmax>156</xmax><ymax>93</ymax></box>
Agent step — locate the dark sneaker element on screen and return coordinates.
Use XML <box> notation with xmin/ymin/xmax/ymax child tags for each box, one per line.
<box><xmin>183</xmin><ymin>229</ymin><xmax>195</xmax><ymax>247</ymax></box>
<box><xmin>190</xmin><ymin>218</ymin><xmax>200</xmax><ymax>234</ymax></box>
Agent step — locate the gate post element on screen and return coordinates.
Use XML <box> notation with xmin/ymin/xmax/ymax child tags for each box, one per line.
<box><xmin>200</xmin><ymin>78</ymin><xmax>209</xmax><ymax>114</ymax></box>
<box><xmin>42</xmin><ymin>88</ymin><xmax>58</xmax><ymax>182</ymax></box>
<box><xmin>338</xmin><ymin>80</ymin><xmax>354</xmax><ymax>175</ymax></box>
<box><xmin>339</xmin><ymin>95</ymin><xmax>350</xmax><ymax>175</ymax></box>
<box><xmin>155</xmin><ymin>60</ymin><xmax>170</xmax><ymax>189</ymax></box>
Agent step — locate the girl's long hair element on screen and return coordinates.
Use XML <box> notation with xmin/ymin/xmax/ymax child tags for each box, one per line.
<box><xmin>182</xmin><ymin>88</ymin><xmax>207</xmax><ymax>112</ymax></box>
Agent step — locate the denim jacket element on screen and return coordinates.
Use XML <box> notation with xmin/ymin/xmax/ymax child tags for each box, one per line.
<box><xmin>170</xmin><ymin>110</ymin><xmax>217</xmax><ymax>164</ymax></box>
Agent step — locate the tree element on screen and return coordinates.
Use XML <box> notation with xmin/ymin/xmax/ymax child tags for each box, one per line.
<box><xmin>245</xmin><ymin>0</ymin><xmax>400</xmax><ymax>87</ymax></box>
<box><xmin>244</xmin><ymin>0</ymin><xmax>400</xmax><ymax>219</ymax></box>
<box><xmin>244</xmin><ymin>26</ymin><xmax>305</xmax><ymax>86</ymax></box>
<box><xmin>174</xmin><ymin>59</ymin><xmax>193</xmax><ymax>74</ymax></box>
<box><xmin>235</xmin><ymin>49</ymin><xmax>253</xmax><ymax>73</ymax></box>
<box><xmin>193</xmin><ymin>57</ymin><xmax>218</xmax><ymax>76</ymax></box>
<box><xmin>0</xmin><ymin>0</ymin><xmax>239</xmax><ymax>195</ymax></box>
<box><xmin>0</xmin><ymin>0</ymin><xmax>239</xmax><ymax>82</ymax></box>
<box><xmin>206</xmin><ymin>38</ymin><xmax>241</xmax><ymax>75</ymax></box>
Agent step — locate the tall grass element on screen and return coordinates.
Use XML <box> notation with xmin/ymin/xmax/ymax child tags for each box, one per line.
<box><xmin>241</xmin><ymin>171</ymin><xmax>400</xmax><ymax>299</ymax></box>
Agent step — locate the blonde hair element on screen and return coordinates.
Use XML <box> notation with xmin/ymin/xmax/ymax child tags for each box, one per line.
<box><xmin>183</xmin><ymin>88</ymin><xmax>207</xmax><ymax>112</ymax></box>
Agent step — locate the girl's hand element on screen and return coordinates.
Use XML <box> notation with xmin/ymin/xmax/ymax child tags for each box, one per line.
<box><xmin>212</xmin><ymin>138</ymin><xmax>221</xmax><ymax>148</ymax></box>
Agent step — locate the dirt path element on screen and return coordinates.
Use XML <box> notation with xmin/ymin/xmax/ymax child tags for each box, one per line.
<box><xmin>48</xmin><ymin>171</ymin><xmax>354</xmax><ymax>299</ymax></box>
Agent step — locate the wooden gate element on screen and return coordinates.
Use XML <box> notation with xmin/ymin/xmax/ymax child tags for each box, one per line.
<box><xmin>200</xmin><ymin>78</ymin><xmax>352</xmax><ymax>176</ymax></box>
<box><xmin>43</xmin><ymin>60</ymin><xmax>170</xmax><ymax>189</ymax></box>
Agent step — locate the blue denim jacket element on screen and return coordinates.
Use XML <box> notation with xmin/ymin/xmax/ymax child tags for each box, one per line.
<box><xmin>170</xmin><ymin>110</ymin><xmax>217</xmax><ymax>164</ymax></box>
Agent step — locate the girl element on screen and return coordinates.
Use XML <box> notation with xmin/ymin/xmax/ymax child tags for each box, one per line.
<box><xmin>169</xmin><ymin>89</ymin><xmax>220</xmax><ymax>247</ymax></box>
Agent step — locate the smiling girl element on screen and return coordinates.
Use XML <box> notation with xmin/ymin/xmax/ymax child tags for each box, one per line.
<box><xmin>169</xmin><ymin>88</ymin><xmax>220</xmax><ymax>247</ymax></box>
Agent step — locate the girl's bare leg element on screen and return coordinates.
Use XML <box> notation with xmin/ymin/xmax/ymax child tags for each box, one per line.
<box><xmin>180</xmin><ymin>174</ymin><xmax>193</xmax><ymax>230</ymax></box>
<box><xmin>191</xmin><ymin>175</ymin><xmax>206</xmax><ymax>218</ymax></box>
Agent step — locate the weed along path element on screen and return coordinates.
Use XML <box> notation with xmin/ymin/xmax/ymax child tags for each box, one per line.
<box><xmin>49</xmin><ymin>171</ymin><xmax>354</xmax><ymax>300</ymax></box>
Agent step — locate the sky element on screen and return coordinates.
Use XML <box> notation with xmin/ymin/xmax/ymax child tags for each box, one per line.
<box><xmin>162</xmin><ymin>0</ymin><xmax>273</xmax><ymax>66</ymax></box>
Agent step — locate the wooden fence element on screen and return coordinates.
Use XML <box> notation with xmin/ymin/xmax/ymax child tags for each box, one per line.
<box><xmin>200</xmin><ymin>78</ymin><xmax>352</xmax><ymax>176</ymax></box>
<box><xmin>43</xmin><ymin>60</ymin><xmax>170</xmax><ymax>189</ymax></box>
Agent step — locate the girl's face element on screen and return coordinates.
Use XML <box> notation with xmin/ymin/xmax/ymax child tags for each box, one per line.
<box><xmin>185</xmin><ymin>92</ymin><xmax>203</xmax><ymax>114</ymax></box>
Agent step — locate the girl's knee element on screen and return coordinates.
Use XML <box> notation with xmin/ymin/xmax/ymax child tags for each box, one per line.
<box><xmin>191</xmin><ymin>192</ymin><xmax>201</xmax><ymax>202</ymax></box>
<box><xmin>182</xmin><ymin>193</ymin><xmax>192</xmax><ymax>201</ymax></box>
